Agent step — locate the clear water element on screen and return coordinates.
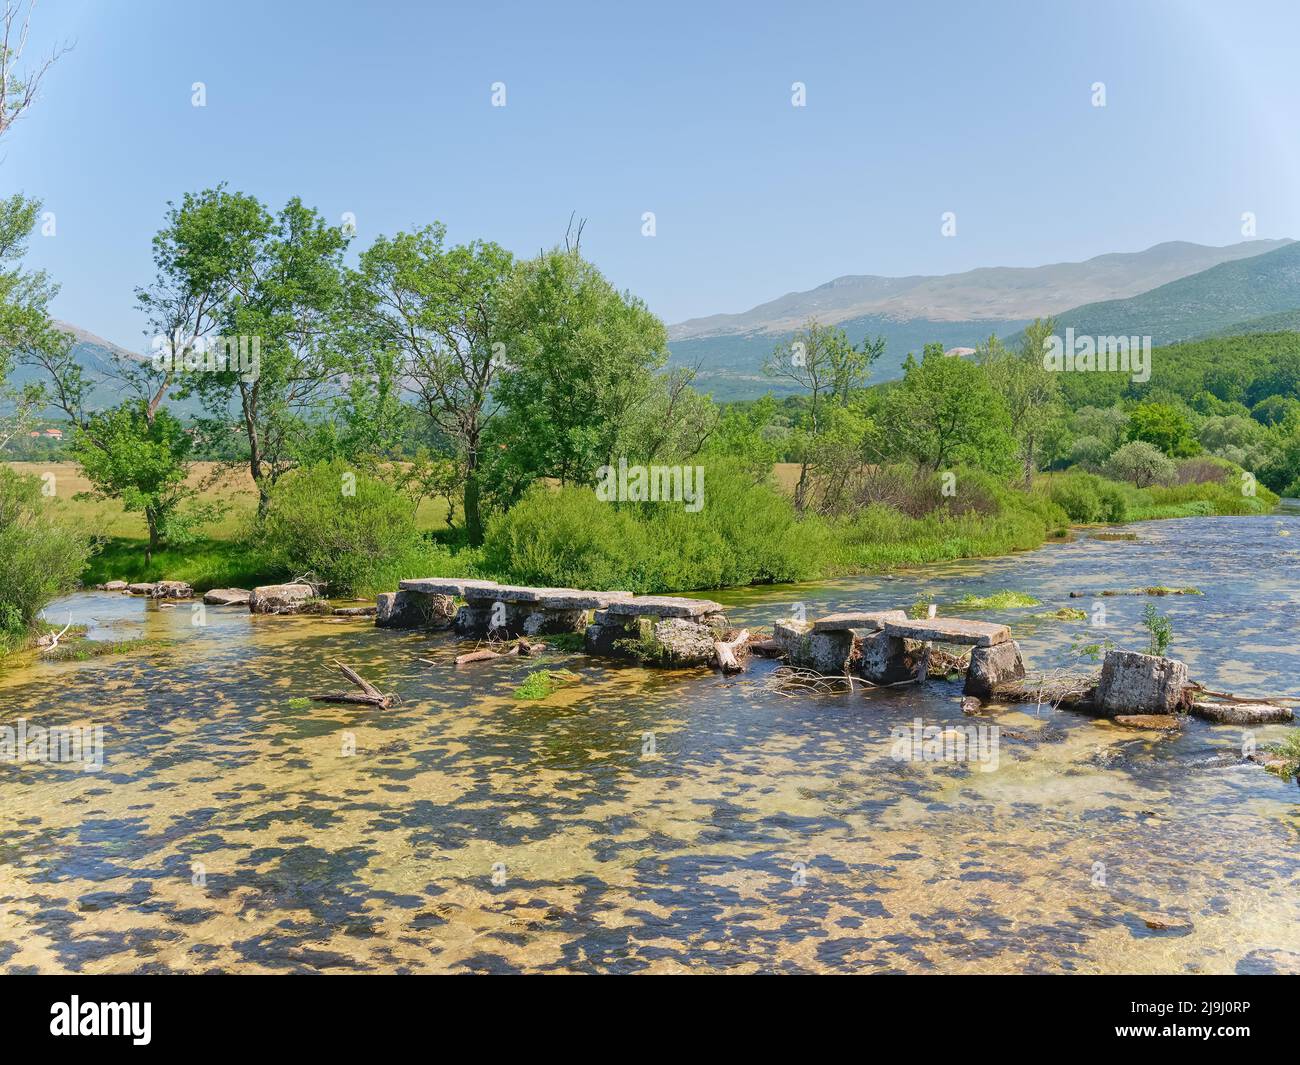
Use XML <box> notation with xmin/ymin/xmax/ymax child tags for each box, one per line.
<box><xmin>0</xmin><ymin>512</ymin><xmax>1296</xmax><ymax>973</ymax></box>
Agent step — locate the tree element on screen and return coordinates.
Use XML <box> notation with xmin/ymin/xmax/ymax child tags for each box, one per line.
<box><xmin>763</xmin><ymin>319</ymin><xmax>883</xmax><ymax>510</ymax></box>
<box><xmin>148</xmin><ymin>189</ymin><xmax>352</xmax><ymax>514</ymax></box>
<box><xmin>880</xmin><ymin>344</ymin><xmax>1015</xmax><ymax>473</ymax></box>
<box><xmin>1105</xmin><ymin>440</ymin><xmax>1175</xmax><ymax>487</ymax></box>
<box><xmin>70</xmin><ymin>405</ymin><xmax>200</xmax><ymax>564</ymax></box>
<box><xmin>353</xmin><ymin>224</ymin><xmax>513</xmax><ymax>545</ymax></box>
<box><xmin>1128</xmin><ymin>401</ymin><xmax>1199</xmax><ymax>457</ymax></box>
<box><xmin>980</xmin><ymin>319</ymin><xmax>1061</xmax><ymax>488</ymax></box>
<box><xmin>0</xmin><ymin>193</ymin><xmax>59</xmax><ymax>449</ymax></box>
<box><xmin>488</xmin><ymin>245</ymin><xmax>673</xmax><ymax>501</ymax></box>
<box><xmin>0</xmin><ymin>0</ymin><xmax>70</xmax><ymax>140</ymax></box>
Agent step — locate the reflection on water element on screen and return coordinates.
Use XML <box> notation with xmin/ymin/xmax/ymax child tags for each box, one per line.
<box><xmin>0</xmin><ymin>513</ymin><xmax>1297</xmax><ymax>973</ymax></box>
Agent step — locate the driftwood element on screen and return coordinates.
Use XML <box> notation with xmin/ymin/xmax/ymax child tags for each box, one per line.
<box><xmin>311</xmin><ymin>662</ymin><xmax>398</xmax><ymax>708</ymax></box>
<box><xmin>714</xmin><ymin>629</ymin><xmax>750</xmax><ymax>673</ymax></box>
<box><xmin>454</xmin><ymin>638</ymin><xmax>546</xmax><ymax>666</ymax></box>
<box><xmin>38</xmin><ymin>613</ymin><xmax>74</xmax><ymax>656</ymax></box>
<box><xmin>1185</xmin><ymin>682</ymin><xmax>1300</xmax><ymax>706</ymax></box>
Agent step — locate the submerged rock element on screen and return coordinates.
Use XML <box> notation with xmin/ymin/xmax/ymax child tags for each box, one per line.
<box><xmin>1113</xmin><ymin>714</ymin><xmax>1182</xmax><ymax>731</ymax></box>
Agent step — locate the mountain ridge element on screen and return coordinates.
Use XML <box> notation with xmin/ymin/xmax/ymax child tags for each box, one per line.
<box><xmin>670</xmin><ymin>239</ymin><xmax>1293</xmax><ymax>340</ymax></box>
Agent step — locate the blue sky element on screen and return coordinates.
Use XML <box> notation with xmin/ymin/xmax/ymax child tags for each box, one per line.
<box><xmin>6</xmin><ymin>0</ymin><xmax>1300</xmax><ymax>349</ymax></box>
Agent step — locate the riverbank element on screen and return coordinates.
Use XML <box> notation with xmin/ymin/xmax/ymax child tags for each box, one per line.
<box><xmin>5</xmin><ymin>460</ymin><xmax>1284</xmax><ymax>608</ymax></box>
<box><xmin>3</xmin><ymin>510</ymin><xmax>1297</xmax><ymax>974</ymax></box>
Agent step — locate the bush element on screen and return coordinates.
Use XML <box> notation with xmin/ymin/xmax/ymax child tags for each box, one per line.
<box><xmin>1105</xmin><ymin>440</ymin><xmax>1176</xmax><ymax>487</ymax></box>
<box><xmin>482</xmin><ymin>460</ymin><xmax>832</xmax><ymax>593</ymax></box>
<box><xmin>481</xmin><ymin>483</ymin><xmax>651</xmax><ymax>590</ymax></box>
<box><xmin>0</xmin><ymin>467</ymin><xmax>93</xmax><ymax>635</ymax></box>
<box><xmin>1046</xmin><ymin>471</ymin><xmax>1130</xmax><ymax>523</ymax></box>
<box><xmin>258</xmin><ymin>460</ymin><xmax>455</xmax><ymax>596</ymax></box>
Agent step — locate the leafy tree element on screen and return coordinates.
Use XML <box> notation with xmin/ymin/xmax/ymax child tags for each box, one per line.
<box><xmin>1128</xmin><ymin>401</ymin><xmax>1199</xmax><ymax>457</ymax></box>
<box><xmin>0</xmin><ymin>193</ymin><xmax>59</xmax><ymax>448</ymax></box>
<box><xmin>1104</xmin><ymin>440</ymin><xmax>1175</xmax><ymax>487</ymax></box>
<box><xmin>147</xmin><ymin>189</ymin><xmax>351</xmax><ymax>514</ymax></box>
<box><xmin>70</xmin><ymin>405</ymin><xmax>209</xmax><ymax>563</ymax></box>
<box><xmin>0</xmin><ymin>466</ymin><xmax>91</xmax><ymax>637</ymax></box>
<box><xmin>763</xmin><ymin>319</ymin><xmax>882</xmax><ymax>509</ymax></box>
<box><xmin>352</xmin><ymin>224</ymin><xmax>513</xmax><ymax>545</ymax></box>
<box><xmin>980</xmin><ymin>319</ymin><xmax>1061</xmax><ymax>487</ymax></box>
<box><xmin>487</xmin><ymin>246</ymin><xmax>674</xmax><ymax>501</ymax></box>
<box><xmin>880</xmin><ymin>344</ymin><xmax>1015</xmax><ymax>474</ymax></box>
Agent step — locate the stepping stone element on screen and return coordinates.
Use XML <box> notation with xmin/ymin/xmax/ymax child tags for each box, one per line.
<box><xmin>203</xmin><ymin>588</ymin><xmax>250</xmax><ymax>606</ymax></box>
<box><xmin>883</xmin><ymin>617</ymin><xmax>1010</xmax><ymax>646</ymax></box>
<box><xmin>127</xmin><ymin>582</ymin><xmax>157</xmax><ymax>595</ymax></box>
<box><xmin>811</xmin><ymin>609</ymin><xmax>907</xmax><ymax>632</ymax></box>
<box><xmin>1189</xmin><ymin>701</ymin><xmax>1292</xmax><ymax>725</ymax></box>
<box><xmin>605</xmin><ymin>595</ymin><xmax>724</xmax><ymax>619</ymax></box>
<box><xmin>398</xmin><ymin>578</ymin><xmax>499</xmax><ymax>596</ymax></box>
<box><xmin>103</xmin><ymin>580</ymin><xmax>128</xmax><ymax>591</ymax></box>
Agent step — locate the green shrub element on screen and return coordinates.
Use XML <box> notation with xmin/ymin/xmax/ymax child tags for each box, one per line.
<box><xmin>258</xmin><ymin>460</ymin><xmax>455</xmax><ymax>596</ymax></box>
<box><xmin>0</xmin><ymin>467</ymin><xmax>94</xmax><ymax>636</ymax></box>
<box><xmin>482</xmin><ymin>460</ymin><xmax>831</xmax><ymax>593</ymax></box>
<box><xmin>1046</xmin><ymin>471</ymin><xmax>1131</xmax><ymax>523</ymax></box>
<box><xmin>482</xmin><ymin>483</ymin><xmax>651</xmax><ymax>590</ymax></box>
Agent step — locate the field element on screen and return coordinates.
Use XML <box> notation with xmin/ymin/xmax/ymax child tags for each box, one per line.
<box><xmin>5</xmin><ymin>461</ymin><xmax>452</xmax><ymax>591</ymax></box>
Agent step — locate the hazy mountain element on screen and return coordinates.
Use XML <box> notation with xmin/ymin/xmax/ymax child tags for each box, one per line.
<box><xmin>1044</xmin><ymin>241</ymin><xmax>1300</xmax><ymax>346</ymax></box>
<box><xmin>667</xmin><ymin>239</ymin><xmax>1296</xmax><ymax>400</ymax></box>
<box><xmin>670</xmin><ymin>239</ymin><xmax>1292</xmax><ymax>341</ymax></box>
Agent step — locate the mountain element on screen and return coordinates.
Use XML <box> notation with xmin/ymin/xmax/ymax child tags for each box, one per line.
<box><xmin>670</xmin><ymin>240</ymin><xmax>1291</xmax><ymax>340</ymax></box>
<box><xmin>1044</xmin><ymin>241</ymin><xmax>1300</xmax><ymax>346</ymax></box>
<box><xmin>668</xmin><ymin>239</ymin><xmax>1292</xmax><ymax>400</ymax></box>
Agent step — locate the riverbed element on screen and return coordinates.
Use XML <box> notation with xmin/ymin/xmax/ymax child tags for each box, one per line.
<box><xmin>1</xmin><ymin>511</ymin><xmax>1297</xmax><ymax>973</ymax></box>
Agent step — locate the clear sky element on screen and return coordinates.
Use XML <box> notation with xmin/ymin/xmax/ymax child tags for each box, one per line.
<box><xmin>6</xmin><ymin>0</ymin><xmax>1300</xmax><ymax>349</ymax></box>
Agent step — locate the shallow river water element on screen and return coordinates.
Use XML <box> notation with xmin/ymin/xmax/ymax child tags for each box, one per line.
<box><xmin>1</xmin><ymin>511</ymin><xmax>1297</xmax><ymax>973</ymax></box>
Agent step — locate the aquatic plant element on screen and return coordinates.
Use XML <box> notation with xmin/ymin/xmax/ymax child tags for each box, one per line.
<box><xmin>1142</xmin><ymin>602</ymin><xmax>1174</xmax><ymax>657</ymax></box>
<box><xmin>1033</xmin><ymin>607</ymin><xmax>1087</xmax><ymax>620</ymax></box>
<box><xmin>953</xmin><ymin>590</ymin><xmax>1041</xmax><ymax>610</ymax></box>
<box><xmin>514</xmin><ymin>669</ymin><xmax>581</xmax><ymax>700</ymax></box>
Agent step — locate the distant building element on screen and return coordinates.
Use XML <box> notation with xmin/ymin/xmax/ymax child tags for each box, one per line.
<box><xmin>42</xmin><ymin>428</ymin><xmax>64</xmax><ymax>439</ymax></box>
<box><xmin>944</xmin><ymin>346</ymin><xmax>977</xmax><ymax>359</ymax></box>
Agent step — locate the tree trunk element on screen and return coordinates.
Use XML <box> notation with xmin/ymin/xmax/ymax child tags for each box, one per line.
<box><xmin>793</xmin><ymin>461</ymin><xmax>811</xmax><ymax>513</ymax></box>
<box><xmin>464</xmin><ymin>468</ymin><xmax>483</xmax><ymax>546</ymax></box>
<box><xmin>145</xmin><ymin>508</ymin><xmax>161</xmax><ymax>566</ymax></box>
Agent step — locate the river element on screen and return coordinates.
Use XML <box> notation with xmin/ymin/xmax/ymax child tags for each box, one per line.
<box><xmin>1</xmin><ymin>510</ymin><xmax>1297</xmax><ymax>973</ymax></box>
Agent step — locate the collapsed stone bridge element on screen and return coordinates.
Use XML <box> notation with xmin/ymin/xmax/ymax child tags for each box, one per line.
<box><xmin>773</xmin><ymin>610</ymin><xmax>1025</xmax><ymax>697</ymax></box>
<box><xmin>377</xmin><ymin>578</ymin><xmax>728</xmax><ymax>664</ymax></box>
<box><xmin>375</xmin><ymin>578</ymin><xmax>1025</xmax><ymax>687</ymax></box>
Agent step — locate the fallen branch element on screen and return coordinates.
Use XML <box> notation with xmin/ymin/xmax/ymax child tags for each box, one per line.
<box><xmin>1185</xmin><ymin>682</ymin><xmax>1300</xmax><ymax>706</ymax></box>
<box><xmin>38</xmin><ymin>613</ymin><xmax>74</xmax><ymax>656</ymax></box>
<box><xmin>454</xmin><ymin>638</ymin><xmax>546</xmax><ymax>666</ymax></box>
<box><xmin>311</xmin><ymin>661</ymin><xmax>398</xmax><ymax>708</ymax></box>
<box><xmin>714</xmin><ymin>629</ymin><xmax>750</xmax><ymax>673</ymax></box>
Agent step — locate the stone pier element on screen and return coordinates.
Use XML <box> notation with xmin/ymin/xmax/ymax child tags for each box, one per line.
<box><xmin>585</xmin><ymin>596</ymin><xmax>728</xmax><ymax>665</ymax></box>
<box><xmin>783</xmin><ymin>609</ymin><xmax>1025</xmax><ymax>692</ymax></box>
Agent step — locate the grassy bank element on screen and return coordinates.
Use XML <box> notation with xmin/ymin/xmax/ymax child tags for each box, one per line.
<box><xmin>7</xmin><ymin>458</ymin><xmax>1283</xmax><ymax>602</ymax></box>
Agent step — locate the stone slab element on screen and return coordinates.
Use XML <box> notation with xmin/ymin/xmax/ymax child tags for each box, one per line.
<box><xmin>203</xmin><ymin>587</ymin><xmax>250</xmax><ymax>606</ymax></box>
<box><xmin>811</xmin><ymin>609</ymin><xmax>907</xmax><ymax>633</ymax></box>
<box><xmin>1189</xmin><ymin>701</ymin><xmax>1293</xmax><ymax>725</ymax></box>
<box><xmin>398</xmin><ymin>577</ymin><xmax>499</xmax><ymax>596</ymax></box>
<box><xmin>605</xmin><ymin>595</ymin><xmax>724</xmax><ymax>618</ymax></box>
<box><xmin>249</xmin><ymin>583</ymin><xmax>315</xmax><ymax>615</ymax></box>
<box><xmin>883</xmin><ymin>617</ymin><xmax>1010</xmax><ymax>647</ymax></box>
